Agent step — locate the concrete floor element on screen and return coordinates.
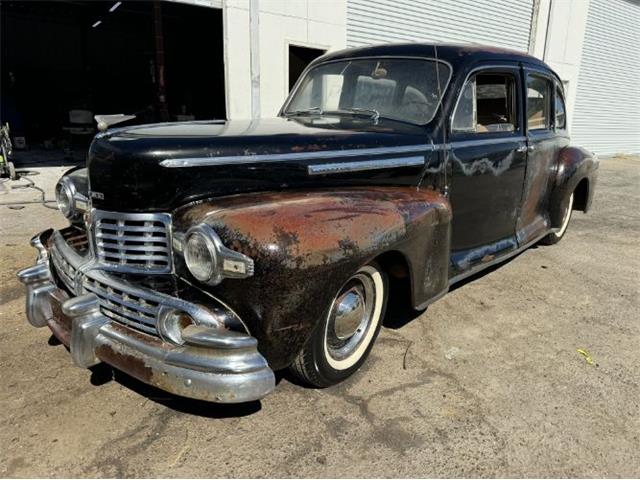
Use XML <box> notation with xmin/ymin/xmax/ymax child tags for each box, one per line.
<box><xmin>1</xmin><ymin>156</ymin><xmax>638</xmax><ymax>477</ymax></box>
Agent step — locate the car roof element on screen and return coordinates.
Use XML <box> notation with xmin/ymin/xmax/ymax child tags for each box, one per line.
<box><xmin>315</xmin><ymin>42</ymin><xmax>558</xmax><ymax>80</ymax></box>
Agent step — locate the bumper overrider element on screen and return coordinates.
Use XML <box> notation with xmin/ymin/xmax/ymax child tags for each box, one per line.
<box><xmin>17</xmin><ymin>230</ymin><xmax>275</xmax><ymax>403</ymax></box>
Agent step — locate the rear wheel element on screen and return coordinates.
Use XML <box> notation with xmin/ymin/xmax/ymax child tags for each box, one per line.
<box><xmin>290</xmin><ymin>262</ymin><xmax>388</xmax><ymax>387</ymax></box>
<box><xmin>541</xmin><ymin>193</ymin><xmax>574</xmax><ymax>245</ymax></box>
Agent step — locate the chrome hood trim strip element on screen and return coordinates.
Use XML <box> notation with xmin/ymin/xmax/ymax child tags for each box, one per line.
<box><xmin>307</xmin><ymin>156</ymin><xmax>425</xmax><ymax>175</ymax></box>
<box><xmin>159</xmin><ymin>143</ymin><xmax>433</xmax><ymax>168</ymax></box>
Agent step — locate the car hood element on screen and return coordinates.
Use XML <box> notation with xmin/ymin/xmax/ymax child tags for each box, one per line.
<box><xmin>87</xmin><ymin>116</ymin><xmax>433</xmax><ymax>212</ymax></box>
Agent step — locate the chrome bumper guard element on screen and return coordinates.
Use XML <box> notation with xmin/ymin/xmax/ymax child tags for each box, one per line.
<box><xmin>17</xmin><ymin>232</ymin><xmax>275</xmax><ymax>404</ymax></box>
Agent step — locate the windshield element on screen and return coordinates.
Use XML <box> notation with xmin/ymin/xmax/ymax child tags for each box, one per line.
<box><xmin>283</xmin><ymin>58</ymin><xmax>451</xmax><ymax>125</ymax></box>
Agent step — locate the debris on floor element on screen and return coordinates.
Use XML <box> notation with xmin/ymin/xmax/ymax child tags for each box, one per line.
<box><xmin>445</xmin><ymin>346</ymin><xmax>460</xmax><ymax>360</ymax></box>
<box><xmin>577</xmin><ymin>348</ymin><xmax>595</xmax><ymax>366</ymax></box>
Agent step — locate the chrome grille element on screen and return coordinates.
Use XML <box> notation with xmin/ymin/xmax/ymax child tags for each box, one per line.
<box><xmin>83</xmin><ymin>276</ymin><xmax>160</xmax><ymax>336</ymax></box>
<box><xmin>59</xmin><ymin>226</ymin><xmax>89</xmax><ymax>255</ymax></box>
<box><xmin>93</xmin><ymin>210</ymin><xmax>172</xmax><ymax>273</ymax></box>
<box><xmin>50</xmin><ymin>245</ymin><xmax>77</xmax><ymax>292</ymax></box>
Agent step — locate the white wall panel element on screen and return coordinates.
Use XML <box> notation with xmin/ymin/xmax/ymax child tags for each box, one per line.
<box><xmin>571</xmin><ymin>0</ymin><xmax>640</xmax><ymax>155</ymax></box>
<box><xmin>347</xmin><ymin>0</ymin><xmax>533</xmax><ymax>52</ymax></box>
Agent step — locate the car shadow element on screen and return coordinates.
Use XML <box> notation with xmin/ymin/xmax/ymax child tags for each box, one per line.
<box><xmin>86</xmin><ymin>363</ymin><xmax>263</xmax><ymax>418</ymax></box>
<box><xmin>383</xmin><ymin>247</ymin><xmax>535</xmax><ymax>330</ymax></box>
<box><xmin>45</xmin><ymin>245</ymin><xmax>541</xmax><ymax>417</ymax></box>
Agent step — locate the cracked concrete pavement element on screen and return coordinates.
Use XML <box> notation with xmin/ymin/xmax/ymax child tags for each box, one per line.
<box><xmin>1</xmin><ymin>155</ymin><xmax>639</xmax><ymax>477</ymax></box>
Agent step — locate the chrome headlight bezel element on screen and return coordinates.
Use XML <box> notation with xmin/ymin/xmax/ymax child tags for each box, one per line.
<box><xmin>183</xmin><ymin>224</ymin><xmax>254</xmax><ymax>286</ymax></box>
<box><xmin>55</xmin><ymin>176</ymin><xmax>88</xmax><ymax>221</ymax></box>
<box><xmin>55</xmin><ymin>177</ymin><xmax>75</xmax><ymax>219</ymax></box>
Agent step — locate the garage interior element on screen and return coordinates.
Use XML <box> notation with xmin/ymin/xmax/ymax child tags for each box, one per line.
<box><xmin>1</xmin><ymin>1</ymin><xmax>225</xmax><ymax>159</ymax></box>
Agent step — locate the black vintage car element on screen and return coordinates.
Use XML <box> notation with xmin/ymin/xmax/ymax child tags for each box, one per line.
<box><xmin>18</xmin><ymin>44</ymin><xmax>598</xmax><ymax>403</ymax></box>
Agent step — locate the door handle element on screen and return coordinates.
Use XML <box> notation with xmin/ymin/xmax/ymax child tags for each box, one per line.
<box><xmin>517</xmin><ymin>145</ymin><xmax>535</xmax><ymax>153</ymax></box>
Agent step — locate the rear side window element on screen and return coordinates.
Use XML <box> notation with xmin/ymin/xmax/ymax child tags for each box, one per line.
<box><xmin>527</xmin><ymin>75</ymin><xmax>552</xmax><ymax>130</ymax></box>
<box><xmin>452</xmin><ymin>72</ymin><xmax>518</xmax><ymax>134</ymax></box>
<box><xmin>555</xmin><ymin>86</ymin><xmax>567</xmax><ymax>130</ymax></box>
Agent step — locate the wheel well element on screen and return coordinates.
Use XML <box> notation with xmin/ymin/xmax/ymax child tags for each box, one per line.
<box><xmin>573</xmin><ymin>178</ymin><xmax>589</xmax><ymax>212</ymax></box>
<box><xmin>373</xmin><ymin>251</ymin><xmax>414</xmax><ymax>325</ymax></box>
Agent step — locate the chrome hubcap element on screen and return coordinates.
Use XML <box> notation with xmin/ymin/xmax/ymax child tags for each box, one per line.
<box><xmin>326</xmin><ymin>273</ymin><xmax>375</xmax><ymax>362</ymax></box>
<box><xmin>334</xmin><ymin>287</ymin><xmax>366</xmax><ymax>340</ymax></box>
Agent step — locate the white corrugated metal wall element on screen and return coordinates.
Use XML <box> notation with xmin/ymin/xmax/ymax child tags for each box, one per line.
<box><xmin>571</xmin><ymin>0</ymin><xmax>640</xmax><ymax>155</ymax></box>
<box><xmin>347</xmin><ymin>0</ymin><xmax>534</xmax><ymax>51</ymax></box>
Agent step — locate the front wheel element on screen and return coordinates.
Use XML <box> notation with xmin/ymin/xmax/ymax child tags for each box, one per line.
<box><xmin>289</xmin><ymin>262</ymin><xmax>388</xmax><ymax>387</ymax></box>
<box><xmin>541</xmin><ymin>193</ymin><xmax>574</xmax><ymax>245</ymax></box>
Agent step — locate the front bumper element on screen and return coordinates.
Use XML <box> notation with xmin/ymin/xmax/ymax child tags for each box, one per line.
<box><xmin>17</xmin><ymin>232</ymin><xmax>275</xmax><ymax>404</ymax></box>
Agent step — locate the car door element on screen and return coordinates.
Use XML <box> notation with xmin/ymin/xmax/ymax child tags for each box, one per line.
<box><xmin>448</xmin><ymin>65</ymin><xmax>527</xmax><ymax>278</ymax></box>
<box><xmin>516</xmin><ymin>68</ymin><xmax>561</xmax><ymax>245</ymax></box>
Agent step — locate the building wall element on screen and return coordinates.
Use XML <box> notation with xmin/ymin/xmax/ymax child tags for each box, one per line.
<box><xmin>347</xmin><ymin>0</ymin><xmax>534</xmax><ymax>51</ymax></box>
<box><xmin>223</xmin><ymin>0</ymin><xmax>346</xmax><ymax>119</ymax></box>
<box><xmin>528</xmin><ymin>0</ymin><xmax>590</xmax><ymax>131</ymax></box>
<box><xmin>177</xmin><ymin>0</ymin><xmax>639</xmax><ymax>155</ymax></box>
<box><xmin>570</xmin><ymin>0</ymin><xmax>640</xmax><ymax>155</ymax></box>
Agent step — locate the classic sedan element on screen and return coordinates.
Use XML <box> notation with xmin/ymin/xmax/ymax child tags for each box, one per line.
<box><xmin>18</xmin><ymin>43</ymin><xmax>598</xmax><ymax>403</ymax></box>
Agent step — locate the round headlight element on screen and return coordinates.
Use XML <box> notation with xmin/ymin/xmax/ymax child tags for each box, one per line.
<box><xmin>55</xmin><ymin>179</ymin><xmax>75</xmax><ymax>218</ymax></box>
<box><xmin>157</xmin><ymin>308</ymin><xmax>194</xmax><ymax>345</ymax></box>
<box><xmin>184</xmin><ymin>230</ymin><xmax>217</xmax><ymax>282</ymax></box>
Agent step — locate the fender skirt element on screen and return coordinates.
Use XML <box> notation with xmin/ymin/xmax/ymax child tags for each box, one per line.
<box><xmin>174</xmin><ymin>187</ymin><xmax>451</xmax><ymax>369</ymax></box>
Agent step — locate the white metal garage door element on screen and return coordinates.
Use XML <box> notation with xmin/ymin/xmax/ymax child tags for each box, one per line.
<box><xmin>571</xmin><ymin>0</ymin><xmax>640</xmax><ymax>156</ymax></box>
<box><xmin>347</xmin><ymin>0</ymin><xmax>534</xmax><ymax>51</ymax></box>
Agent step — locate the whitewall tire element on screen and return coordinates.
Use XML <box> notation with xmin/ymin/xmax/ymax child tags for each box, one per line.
<box><xmin>290</xmin><ymin>262</ymin><xmax>388</xmax><ymax>387</ymax></box>
<box><xmin>542</xmin><ymin>193</ymin><xmax>574</xmax><ymax>245</ymax></box>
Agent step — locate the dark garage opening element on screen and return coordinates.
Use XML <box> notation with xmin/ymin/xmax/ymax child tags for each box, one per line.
<box><xmin>1</xmin><ymin>0</ymin><xmax>225</xmax><ymax>155</ymax></box>
<box><xmin>288</xmin><ymin>45</ymin><xmax>325</xmax><ymax>91</ymax></box>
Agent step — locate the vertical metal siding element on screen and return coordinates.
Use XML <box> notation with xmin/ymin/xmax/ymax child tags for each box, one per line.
<box><xmin>347</xmin><ymin>0</ymin><xmax>534</xmax><ymax>52</ymax></box>
<box><xmin>571</xmin><ymin>0</ymin><xmax>640</xmax><ymax>155</ymax></box>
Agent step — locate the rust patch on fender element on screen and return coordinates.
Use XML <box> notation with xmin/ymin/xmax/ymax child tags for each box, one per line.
<box><xmin>178</xmin><ymin>186</ymin><xmax>450</xmax><ymax>270</ymax></box>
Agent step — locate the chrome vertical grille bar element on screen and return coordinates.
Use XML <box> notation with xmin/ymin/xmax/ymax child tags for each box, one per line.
<box><xmin>92</xmin><ymin>210</ymin><xmax>173</xmax><ymax>274</ymax></box>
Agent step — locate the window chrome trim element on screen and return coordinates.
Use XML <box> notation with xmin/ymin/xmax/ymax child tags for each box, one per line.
<box><xmin>160</xmin><ymin>143</ymin><xmax>432</xmax><ymax>168</ymax></box>
<box><xmin>279</xmin><ymin>55</ymin><xmax>454</xmax><ymax>126</ymax></box>
<box><xmin>554</xmin><ymin>82</ymin><xmax>568</xmax><ymax>133</ymax></box>
<box><xmin>307</xmin><ymin>155</ymin><xmax>425</xmax><ymax>175</ymax></box>
<box><xmin>449</xmin><ymin>63</ymin><xmax>522</xmax><ymax>138</ymax></box>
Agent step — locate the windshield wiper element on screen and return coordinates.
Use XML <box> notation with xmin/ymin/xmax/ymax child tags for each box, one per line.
<box><xmin>284</xmin><ymin>107</ymin><xmax>324</xmax><ymax>117</ymax></box>
<box><xmin>346</xmin><ymin>107</ymin><xmax>380</xmax><ymax>122</ymax></box>
<box><xmin>286</xmin><ymin>106</ymin><xmax>382</xmax><ymax>123</ymax></box>
<box><xmin>325</xmin><ymin>108</ymin><xmax>380</xmax><ymax>123</ymax></box>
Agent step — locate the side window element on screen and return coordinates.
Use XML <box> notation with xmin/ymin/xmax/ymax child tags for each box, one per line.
<box><xmin>555</xmin><ymin>86</ymin><xmax>567</xmax><ymax>130</ymax></box>
<box><xmin>452</xmin><ymin>72</ymin><xmax>518</xmax><ymax>134</ymax></box>
<box><xmin>452</xmin><ymin>80</ymin><xmax>475</xmax><ymax>131</ymax></box>
<box><xmin>527</xmin><ymin>75</ymin><xmax>552</xmax><ymax>130</ymax></box>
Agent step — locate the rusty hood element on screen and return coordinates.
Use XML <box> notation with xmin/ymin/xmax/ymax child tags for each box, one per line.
<box><xmin>87</xmin><ymin>116</ymin><xmax>433</xmax><ymax>212</ymax></box>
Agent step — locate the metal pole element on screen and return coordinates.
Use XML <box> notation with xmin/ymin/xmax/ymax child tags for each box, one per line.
<box><xmin>153</xmin><ymin>1</ymin><xmax>169</xmax><ymax>121</ymax></box>
<box><xmin>249</xmin><ymin>0</ymin><xmax>261</xmax><ymax>119</ymax></box>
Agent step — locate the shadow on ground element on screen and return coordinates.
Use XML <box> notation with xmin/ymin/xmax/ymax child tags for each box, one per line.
<box><xmin>85</xmin><ymin>362</ymin><xmax>263</xmax><ymax>418</ymax></box>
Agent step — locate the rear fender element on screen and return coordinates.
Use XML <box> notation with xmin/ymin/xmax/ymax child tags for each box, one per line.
<box><xmin>549</xmin><ymin>146</ymin><xmax>599</xmax><ymax>228</ymax></box>
<box><xmin>174</xmin><ymin>187</ymin><xmax>451</xmax><ymax>368</ymax></box>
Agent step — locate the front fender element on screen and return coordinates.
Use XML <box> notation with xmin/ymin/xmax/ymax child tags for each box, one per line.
<box><xmin>174</xmin><ymin>187</ymin><xmax>451</xmax><ymax>369</ymax></box>
<box><xmin>549</xmin><ymin>146</ymin><xmax>599</xmax><ymax>228</ymax></box>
